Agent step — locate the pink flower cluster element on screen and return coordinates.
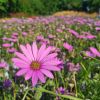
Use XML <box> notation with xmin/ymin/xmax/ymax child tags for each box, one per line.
<box><xmin>68</xmin><ymin>29</ymin><xmax>96</xmax><ymax>40</ymax></box>
<box><xmin>85</xmin><ymin>47</ymin><xmax>100</xmax><ymax>58</ymax></box>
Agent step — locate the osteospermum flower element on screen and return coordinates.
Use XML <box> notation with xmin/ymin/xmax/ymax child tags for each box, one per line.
<box><xmin>12</xmin><ymin>42</ymin><xmax>61</xmax><ymax>86</ymax></box>
<box><xmin>2</xmin><ymin>43</ymin><xmax>12</xmax><ymax>48</ymax></box>
<box><xmin>63</xmin><ymin>42</ymin><xmax>73</xmax><ymax>52</ymax></box>
<box><xmin>0</xmin><ymin>61</ymin><xmax>7</xmax><ymax>69</ymax></box>
<box><xmin>90</xmin><ymin>47</ymin><xmax>100</xmax><ymax>57</ymax></box>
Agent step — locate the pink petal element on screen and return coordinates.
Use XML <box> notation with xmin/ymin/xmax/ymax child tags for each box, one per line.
<box><xmin>41</xmin><ymin>53</ymin><xmax>57</xmax><ymax>62</ymax></box>
<box><xmin>37</xmin><ymin>44</ymin><xmax>46</xmax><ymax>59</ymax></box>
<box><xmin>15</xmin><ymin>52</ymin><xmax>31</xmax><ymax>63</ymax></box>
<box><xmin>39</xmin><ymin>47</ymin><xmax>52</xmax><ymax>61</ymax></box>
<box><xmin>25</xmin><ymin>70</ymin><xmax>33</xmax><ymax>80</ymax></box>
<box><xmin>32</xmin><ymin>42</ymin><xmax>38</xmax><ymax>60</ymax></box>
<box><xmin>14</xmin><ymin>62</ymin><xmax>29</xmax><ymax>68</ymax></box>
<box><xmin>37</xmin><ymin>71</ymin><xmax>46</xmax><ymax>83</ymax></box>
<box><xmin>12</xmin><ymin>58</ymin><xmax>29</xmax><ymax>65</ymax></box>
<box><xmin>26</xmin><ymin>44</ymin><xmax>35</xmax><ymax>61</ymax></box>
<box><xmin>42</xmin><ymin>65</ymin><xmax>60</xmax><ymax>71</ymax></box>
<box><xmin>16</xmin><ymin>69</ymin><xmax>28</xmax><ymax>76</ymax></box>
<box><xmin>43</xmin><ymin>59</ymin><xmax>61</xmax><ymax>66</ymax></box>
<box><xmin>40</xmin><ymin>69</ymin><xmax>54</xmax><ymax>79</ymax></box>
<box><xmin>20</xmin><ymin>45</ymin><xmax>32</xmax><ymax>61</ymax></box>
<box><xmin>32</xmin><ymin>72</ymin><xmax>38</xmax><ymax>86</ymax></box>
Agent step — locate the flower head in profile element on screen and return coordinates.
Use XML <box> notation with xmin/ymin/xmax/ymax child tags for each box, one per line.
<box><xmin>0</xmin><ymin>61</ymin><xmax>7</xmax><ymax>69</ymax></box>
<box><xmin>90</xmin><ymin>47</ymin><xmax>100</xmax><ymax>57</ymax></box>
<box><xmin>85</xmin><ymin>47</ymin><xmax>100</xmax><ymax>58</ymax></box>
<box><xmin>12</xmin><ymin>42</ymin><xmax>61</xmax><ymax>86</ymax></box>
<box><xmin>67</xmin><ymin>62</ymin><xmax>80</xmax><ymax>72</ymax></box>
<box><xmin>2</xmin><ymin>43</ymin><xmax>12</xmax><ymax>48</ymax></box>
<box><xmin>85</xmin><ymin>51</ymin><xmax>96</xmax><ymax>58</ymax></box>
<box><xmin>63</xmin><ymin>42</ymin><xmax>73</xmax><ymax>52</ymax></box>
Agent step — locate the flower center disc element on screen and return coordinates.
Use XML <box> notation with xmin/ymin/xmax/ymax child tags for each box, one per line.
<box><xmin>30</xmin><ymin>61</ymin><xmax>41</xmax><ymax>70</ymax></box>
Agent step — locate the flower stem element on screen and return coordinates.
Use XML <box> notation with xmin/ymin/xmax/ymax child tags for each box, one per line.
<box><xmin>3</xmin><ymin>91</ymin><xmax>6</xmax><ymax>100</ymax></box>
<box><xmin>73</xmin><ymin>72</ymin><xmax>77</xmax><ymax>97</ymax></box>
<box><xmin>58</xmin><ymin>71</ymin><xmax>65</xmax><ymax>88</ymax></box>
<box><xmin>32</xmin><ymin>87</ymin><xmax>82</xmax><ymax>100</ymax></box>
<box><xmin>22</xmin><ymin>89</ymin><xmax>30</xmax><ymax>100</ymax></box>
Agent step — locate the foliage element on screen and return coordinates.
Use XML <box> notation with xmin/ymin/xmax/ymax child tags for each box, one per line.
<box><xmin>0</xmin><ymin>0</ymin><xmax>100</xmax><ymax>17</ymax></box>
<box><xmin>0</xmin><ymin>0</ymin><xmax>8</xmax><ymax>16</ymax></box>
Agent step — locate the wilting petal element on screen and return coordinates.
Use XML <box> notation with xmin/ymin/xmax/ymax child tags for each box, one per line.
<box><xmin>41</xmin><ymin>69</ymin><xmax>54</xmax><ymax>79</ymax></box>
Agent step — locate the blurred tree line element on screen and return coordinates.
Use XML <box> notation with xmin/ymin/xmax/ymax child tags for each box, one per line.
<box><xmin>0</xmin><ymin>0</ymin><xmax>100</xmax><ymax>17</ymax></box>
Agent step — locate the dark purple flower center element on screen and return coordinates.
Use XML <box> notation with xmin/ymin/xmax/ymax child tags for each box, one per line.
<box><xmin>30</xmin><ymin>61</ymin><xmax>41</xmax><ymax>70</ymax></box>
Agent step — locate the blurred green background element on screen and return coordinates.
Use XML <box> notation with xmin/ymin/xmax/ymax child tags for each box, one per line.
<box><xmin>0</xmin><ymin>0</ymin><xmax>100</xmax><ymax>17</ymax></box>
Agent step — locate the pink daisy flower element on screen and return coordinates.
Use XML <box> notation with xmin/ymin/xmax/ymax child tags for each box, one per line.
<box><xmin>12</xmin><ymin>42</ymin><xmax>61</xmax><ymax>86</ymax></box>
<box><xmin>95</xmin><ymin>27</ymin><xmax>100</xmax><ymax>31</ymax></box>
<box><xmin>2</xmin><ymin>43</ymin><xmax>12</xmax><ymax>48</ymax></box>
<box><xmin>68</xmin><ymin>29</ymin><xmax>79</xmax><ymax>37</ymax></box>
<box><xmin>90</xmin><ymin>47</ymin><xmax>100</xmax><ymax>57</ymax></box>
<box><xmin>12</xmin><ymin>32</ymin><xmax>18</xmax><ymax>36</ymax></box>
<box><xmin>22</xmin><ymin>32</ymin><xmax>27</xmax><ymax>36</ymax></box>
<box><xmin>85</xmin><ymin>51</ymin><xmax>96</xmax><ymax>58</ymax></box>
<box><xmin>7</xmin><ymin>48</ymin><xmax>16</xmax><ymax>53</ymax></box>
<box><xmin>63</xmin><ymin>42</ymin><xmax>73</xmax><ymax>52</ymax></box>
<box><xmin>0</xmin><ymin>61</ymin><xmax>7</xmax><ymax>68</ymax></box>
<box><xmin>85</xmin><ymin>35</ymin><xmax>96</xmax><ymax>39</ymax></box>
<box><xmin>56</xmin><ymin>29</ymin><xmax>63</xmax><ymax>33</ymax></box>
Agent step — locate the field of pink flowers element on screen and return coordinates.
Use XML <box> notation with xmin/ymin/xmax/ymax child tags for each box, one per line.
<box><xmin>0</xmin><ymin>16</ymin><xmax>100</xmax><ymax>100</ymax></box>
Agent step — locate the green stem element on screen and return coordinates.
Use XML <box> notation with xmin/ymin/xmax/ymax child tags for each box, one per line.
<box><xmin>58</xmin><ymin>71</ymin><xmax>65</xmax><ymax>88</ymax></box>
<box><xmin>54</xmin><ymin>73</ymin><xmax>59</xmax><ymax>88</ymax></box>
<box><xmin>3</xmin><ymin>91</ymin><xmax>6</xmax><ymax>100</ymax></box>
<box><xmin>80</xmin><ymin>62</ymin><xmax>88</xmax><ymax>74</ymax></box>
<box><xmin>14</xmin><ymin>89</ymin><xmax>16</xmax><ymax>100</ymax></box>
<box><xmin>73</xmin><ymin>72</ymin><xmax>77</xmax><ymax>97</ymax></box>
<box><xmin>22</xmin><ymin>89</ymin><xmax>30</xmax><ymax>100</ymax></box>
<box><xmin>32</xmin><ymin>87</ymin><xmax>82</xmax><ymax>100</ymax></box>
<box><xmin>90</xmin><ymin>57</ymin><xmax>100</xmax><ymax>62</ymax></box>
